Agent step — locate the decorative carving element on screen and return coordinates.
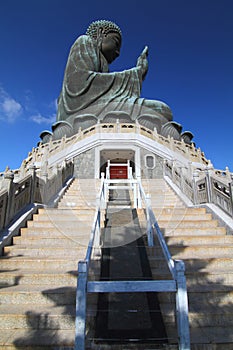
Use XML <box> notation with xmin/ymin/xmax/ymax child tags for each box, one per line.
<box><xmin>52</xmin><ymin>121</ymin><xmax>73</xmax><ymax>140</ymax></box>
<box><xmin>137</xmin><ymin>114</ymin><xmax>162</xmax><ymax>132</ymax></box>
<box><xmin>181</xmin><ymin>131</ymin><xmax>194</xmax><ymax>145</ymax></box>
<box><xmin>39</xmin><ymin>131</ymin><xmax>53</xmax><ymax>144</ymax></box>
<box><xmin>102</xmin><ymin>111</ymin><xmax>132</xmax><ymax>124</ymax></box>
<box><xmin>161</xmin><ymin>122</ymin><xmax>182</xmax><ymax>140</ymax></box>
<box><xmin>73</xmin><ymin>114</ymin><xmax>98</xmax><ymax>134</ymax></box>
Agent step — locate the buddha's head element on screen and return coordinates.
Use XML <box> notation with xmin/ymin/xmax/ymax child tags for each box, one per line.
<box><xmin>86</xmin><ymin>20</ymin><xmax>122</xmax><ymax>63</ymax></box>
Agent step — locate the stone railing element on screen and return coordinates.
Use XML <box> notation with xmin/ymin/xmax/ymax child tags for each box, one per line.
<box><xmin>165</xmin><ymin>160</ymin><xmax>233</xmax><ymax>217</ymax></box>
<box><xmin>0</xmin><ymin>160</ymin><xmax>74</xmax><ymax>231</ymax></box>
<box><xmin>14</xmin><ymin>122</ymin><xmax>209</xmax><ymax>173</ymax></box>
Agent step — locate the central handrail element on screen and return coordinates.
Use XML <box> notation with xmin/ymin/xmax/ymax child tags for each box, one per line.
<box><xmin>138</xmin><ymin>182</ymin><xmax>176</xmax><ymax>279</ymax></box>
<box><xmin>137</xmin><ymin>180</ymin><xmax>190</xmax><ymax>349</ymax></box>
<box><xmin>75</xmin><ymin>177</ymin><xmax>190</xmax><ymax>350</ymax></box>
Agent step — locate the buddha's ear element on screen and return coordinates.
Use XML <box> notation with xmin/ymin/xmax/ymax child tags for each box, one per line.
<box><xmin>97</xmin><ymin>27</ymin><xmax>104</xmax><ymax>38</ymax></box>
<box><xmin>96</xmin><ymin>27</ymin><xmax>104</xmax><ymax>52</ymax></box>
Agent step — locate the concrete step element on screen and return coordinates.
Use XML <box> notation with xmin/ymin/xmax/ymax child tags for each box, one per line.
<box><xmin>37</xmin><ymin>208</ymin><xmax>95</xmax><ymax>217</ymax></box>
<box><xmin>0</xmin><ymin>270</ymin><xmax>77</xmax><ymax>286</ymax></box>
<box><xmin>155</xmin><ymin>207</ymin><xmax>207</xmax><ymax>214</ymax></box>
<box><xmin>32</xmin><ymin>214</ymin><xmax>94</xmax><ymax>221</ymax></box>
<box><xmin>13</xmin><ymin>236</ymin><xmax>91</xmax><ymax>246</ymax></box>
<box><xmin>4</xmin><ymin>246</ymin><xmax>88</xmax><ymax>257</ymax></box>
<box><xmin>148</xmin><ymin>256</ymin><xmax>233</xmax><ymax>271</ymax></box>
<box><xmin>189</xmin><ymin>326</ymin><xmax>233</xmax><ymax>347</ymax></box>
<box><xmin>165</xmin><ymin>235</ymin><xmax>232</xmax><ymax>245</ymax></box>
<box><xmin>150</xmin><ymin>269</ymin><xmax>233</xmax><ymax>285</ymax></box>
<box><xmin>20</xmin><ymin>228</ymin><xmax>92</xmax><ymax>238</ymax></box>
<box><xmin>160</xmin><ymin>302</ymin><xmax>233</xmax><ymax>327</ymax></box>
<box><xmin>158</xmin><ymin>290</ymin><xmax>233</xmax><ymax>305</ymax></box>
<box><xmin>59</xmin><ymin>195</ymin><xmax>97</xmax><ymax>202</ymax></box>
<box><xmin>162</xmin><ymin>227</ymin><xmax>226</xmax><ymax>235</ymax></box>
<box><xmin>0</xmin><ymin>257</ymin><xmax>78</xmax><ymax>270</ymax></box>
<box><xmin>147</xmin><ymin>245</ymin><xmax>233</xmax><ymax>258</ymax></box>
<box><xmin>0</xmin><ymin>328</ymin><xmax>75</xmax><ymax>349</ymax></box>
<box><xmin>0</xmin><ymin>284</ymin><xmax>76</xmax><ymax>305</ymax></box>
<box><xmin>155</xmin><ymin>213</ymin><xmax>213</xmax><ymax>221</ymax></box>
<box><xmin>186</xmin><ymin>271</ymin><xmax>233</xmax><ymax>286</ymax></box>
<box><xmin>26</xmin><ymin>220</ymin><xmax>93</xmax><ymax>228</ymax></box>
<box><xmin>0</xmin><ymin>304</ymin><xmax>76</xmax><ymax>330</ymax></box>
<box><xmin>87</xmin><ymin>344</ymin><xmax>178</xmax><ymax>350</ymax></box>
<box><xmin>138</xmin><ymin>212</ymin><xmax>213</xmax><ymax>222</ymax></box>
<box><xmin>157</xmin><ymin>219</ymin><xmax>219</xmax><ymax>228</ymax></box>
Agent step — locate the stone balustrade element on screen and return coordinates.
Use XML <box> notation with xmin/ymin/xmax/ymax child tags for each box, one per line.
<box><xmin>165</xmin><ymin>160</ymin><xmax>233</xmax><ymax>217</ymax></box>
<box><xmin>0</xmin><ymin>160</ymin><xmax>74</xmax><ymax>231</ymax></box>
<box><xmin>3</xmin><ymin>122</ymin><xmax>209</xmax><ymax>177</ymax></box>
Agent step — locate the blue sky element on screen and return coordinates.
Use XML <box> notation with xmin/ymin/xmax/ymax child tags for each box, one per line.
<box><xmin>0</xmin><ymin>0</ymin><xmax>232</xmax><ymax>172</ymax></box>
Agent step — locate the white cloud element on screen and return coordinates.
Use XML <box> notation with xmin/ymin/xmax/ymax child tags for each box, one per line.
<box><xmin>0</xmin><ymin>87</ymin><xmax>23</xmax><ymax>123</ymax></box>
<box><xmin>30</xmin><ymin>113</ymin><xmax>56</xmax><ymax>125</ymax></box>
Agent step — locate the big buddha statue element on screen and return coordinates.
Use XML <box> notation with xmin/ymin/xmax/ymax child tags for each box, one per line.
<box><xmin>40</xmin><ymin>20</ymin><xmax>193</xmax><ymax>144</ymax></box>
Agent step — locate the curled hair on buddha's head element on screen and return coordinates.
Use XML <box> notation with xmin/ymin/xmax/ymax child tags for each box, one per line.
<box><xmin>86</xmin><ymin>20</ymin><xmax>122</xmax><ymax>40</ymax></box>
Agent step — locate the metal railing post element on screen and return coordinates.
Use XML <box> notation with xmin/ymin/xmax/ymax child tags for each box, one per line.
<box><xmin>137</xmin><ymin>176</ymin><xmax>142</xmax><ymax>209</ymax></box>
<box><xmin>205</xmin><ymin>167</ymin><xmax>212</xmax><ymax>203</ymax></box>
<box><xmin>133</xmin><ymin>181</ymin><xmax>137</xmax><ymax>208</ymax></box>
<box><xmin>146</xmin><ymin>194</ymin><xmax>154</xmax><ymax>246</ymax></box>
<box><xmin>175</xmin><ymin>260</ymin><xmax>190</xmax><ymax>350</ymax></box>
<box><xmin>75</xmin><ymin>260</ymin><xmax>88</xmax><ymax>350</ymax></box>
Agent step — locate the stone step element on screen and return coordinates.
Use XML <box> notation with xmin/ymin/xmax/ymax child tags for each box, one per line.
<box><xmin>157</xmin><ymin>213</ymin><xmax>213</xmax><ymax>221</ymax></box>
<box><xmin>59</xmin><ymin>195</ymin><xmax>97</xmax><ymax>202</ymax></box>
<box><xmin>148</xmin><ymin>256</ymin><xmax>233</xmax><ymax>271</ymax></box>
<box><xmin>0</xmin><ymin>284</ymin><xmax>76</xmax><ymax>305</ymax></box>
<box><xmin>87</xmin><ymin>344</ymin><xmax>178</xmax><ymax>350</ymax></box>
<box><xmin>190</xmin><ymin>326</ymin><xmax>233</xmax><ymax>345</ymax></box>
<box><xmin>0</xmin><ymin>304</ymin><xmax>77</xmax><ymax>330</ymax></box>
<box><xmin>157</xmin><ymin>219</ymin><xmax>219</xmax><ymax>228</ymax></box>
<box><xmin>38</xmin><ymin>208</ymin><xmax>96</xmax><ymax>215</ymax></box>
<box><xmin>150</xmin><ymin>269</ymin><xmax>233</xmax><ymax>285</ymax></box>
<box><xmin>153</xmin><ymin>207</ymin><xmax>207</xmax><ymax>214</ymax></box>
<box><xmin>0</xmin><ymin>270</ymin><xmax>77</xmax><ymax>286</ymax></box>
<box><xmin>20</xmin><ymin>227</ymin><xmax>92</xmax><ymax>238</ymax></box>
<box><xmin>26</xmin><ymin>218</ymin><xmax>92</xmax><ymax>232</ymax></box>
<box><xmin>0</xmin><ymin>328</ymin><xmax>75</xmax><ymax>349</ymax></box>
<box><xmin>186</xmin><ymin>272</ymin><xmax>233</xmax><ymax>286</ymax></box>
<box><xmin>165</xmin><ymin>235</ymin><xmax>232</xmax><ymax>245</ymax></box>
<box><xmin>32</xmin><ymin>213</ymin><xmax>94</xmax><ymax>221</ymax></box>
<box><xmin>163</xmin><ymin>227</ymin><xmax>226</xmax><ymax>235</ymax></box>
<box><xmin>158</xmin><ymin>290</ymin><xmax>233</xmax><ymax>305</ymax></box>
<box><xmin>13</xmin><ymin>236</ymin><xmax>91</xmax><ymax>246</ymax></box>
<box><xmin>146</xmin><ymin>245</ymin><xmax>233</xmax><ymax>258</ymax></box>
<box><xmin>160</xmin><ymin>302</ymin><xmax>233</xmax><ymax>327</ymax></box>
<box><xmin>57</xmin><ymin>204</ymin><xmax>97</xmax><ymax>211</ymax></box>
<box><xmin>150</xmin><ymin>199</ymin><xmax>184</xmax><ymax>204</ymax></box>
<box><xmin>138</xmin><ymin>212</ymin><xmax>213</xmax><ymax>222</ymax></box>
<box><xmin>4</xmin><ymin>246</ymin><xmax>88</xmax><ymax>257</ymax></box>
<box><xmin>36</xmin><ymin>209</ymin><xmax>96</xmax><ymax>216</ymax></box>
<box><xmin>0</xmin><ymin>257</ymin><xmax>78</xmax><ymax>270</ymax></box>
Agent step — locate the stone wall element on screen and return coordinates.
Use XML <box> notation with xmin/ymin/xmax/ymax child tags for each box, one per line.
<box><xmin>73</xmin><ymin>148</ymin><xmax>96</xmax><ymax>178</ymax></box>
<box><xmin>140</xmin><ymin>149</ymin><xmax>164</xmax><ymax>179</ymax></box>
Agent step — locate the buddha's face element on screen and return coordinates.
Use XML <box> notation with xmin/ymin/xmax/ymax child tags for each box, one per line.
<box><xmin>101</xmin><ymin>32</ymin><xmax>121</xmax><ymax>64</ymax></box>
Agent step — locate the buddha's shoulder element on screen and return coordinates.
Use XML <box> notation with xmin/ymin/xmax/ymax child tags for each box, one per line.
<box><xmin>72</xmin><ymin>35</ymin><xmax>93</xmax><ymax>47</ymax></box>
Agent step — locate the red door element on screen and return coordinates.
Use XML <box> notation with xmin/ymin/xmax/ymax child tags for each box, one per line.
<box><xmin>110</xmin><ymin>166</ymin><xmax>128</xmax><ymax>179</ymax></box>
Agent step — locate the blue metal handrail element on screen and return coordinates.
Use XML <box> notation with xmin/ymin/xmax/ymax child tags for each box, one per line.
<box><xmin>75</xmin><ymin>178</ymin><xmax>190</xmax><ymax>350</ymax></box>
<box><xmin>138</xmin><ymin>180</ymin><xmax>190</xmax><ymax>350</ymax></box>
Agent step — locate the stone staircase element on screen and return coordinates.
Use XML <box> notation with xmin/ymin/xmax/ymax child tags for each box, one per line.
<box><xmin>0</xmin><ymin>179</ymin><xmax>101</xmax><ymax>350</ymax></box>
<box><xmin>1</xmin><ymin>177</ymin><xmax>233</xmax><ymax>349</ymax></box>
<box><xmin>139</xmin><ymin>179</ymin><xmax>233</xmax><ymax>350</ymax></box>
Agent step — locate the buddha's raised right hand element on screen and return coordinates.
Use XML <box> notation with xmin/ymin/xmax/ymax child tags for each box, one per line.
<box><xmin>136</xmin><ymin>46</ymin><xmax>149</xmax><ymax>81</ymax></box>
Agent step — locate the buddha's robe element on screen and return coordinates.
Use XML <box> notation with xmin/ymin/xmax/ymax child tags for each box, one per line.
<box><xmin>57</xmin><ymin>35</ymin><xmax>171</xmax><ymax>124</ymax></box>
